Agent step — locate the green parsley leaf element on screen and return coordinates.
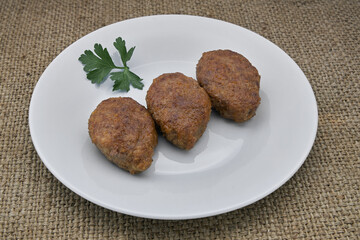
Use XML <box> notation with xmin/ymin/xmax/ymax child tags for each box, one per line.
<box><xmin>126</xmin><ymin>70</ymin><xmax>144</xmax><ymax>90</ymax></box>
<box><xmin>110</xmin><ymin>71</ymin><xmax>130</xmax><ymax>92</ymax></box>
<box><xmin>78</xmin><ymin>44</ymin><xmax>117</xmax><ymax>84</ymax></box>
<box><xmin>110</xmin><ymin>69</ymin><xmax>144</xmax><ymax>92</ymax></box>
<box><xmin>78</xmin><ymin>37</ymin><xmax>143</xmax><ymax>92</ymax></box>
<box><xmin>113</xmin><ymin>37</ymin><xmax>135</xmax><ymax>68</ymax></box>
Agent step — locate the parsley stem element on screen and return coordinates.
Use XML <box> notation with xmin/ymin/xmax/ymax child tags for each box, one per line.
<box><xmin>114</xmin><ymin>66</ymin><xmax>126</xmax><ymax>69</ymax></box>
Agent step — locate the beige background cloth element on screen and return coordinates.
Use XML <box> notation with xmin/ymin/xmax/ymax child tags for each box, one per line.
<box><xmin>1</xmin><ymin>0</ymin><xmax>359</xmax><ymax>239</ymax></box>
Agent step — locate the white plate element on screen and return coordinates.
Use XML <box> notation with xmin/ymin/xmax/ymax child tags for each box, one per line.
<box><xmin>29</xmin><ymin>15</ymin><xmax>318</xmax><ymax>220</ymax></box>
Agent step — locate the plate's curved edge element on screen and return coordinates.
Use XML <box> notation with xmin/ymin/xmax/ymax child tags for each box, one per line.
<box><xmin>28</xmin><ymin>14</ymin><xmax>319</xmax><ymax>220</ymax></box>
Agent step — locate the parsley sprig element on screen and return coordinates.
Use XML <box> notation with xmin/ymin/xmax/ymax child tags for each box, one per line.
<box><xmin>79</xmin><ymin>37</ymin><xmax>143</xmax><ymax>92</ymax></box>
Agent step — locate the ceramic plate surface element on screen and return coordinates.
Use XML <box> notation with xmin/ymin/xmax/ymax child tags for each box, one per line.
<box><xmin>29</xmin><ymin>15</ymin><xmax>318</xmax><ymax>220</ymax></box>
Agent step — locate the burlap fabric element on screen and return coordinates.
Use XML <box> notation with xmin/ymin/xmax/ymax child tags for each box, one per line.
<box><xmin>1</xmin><ymin>0</ymin><xmax>359</xmax><ymax>239</ymax></box>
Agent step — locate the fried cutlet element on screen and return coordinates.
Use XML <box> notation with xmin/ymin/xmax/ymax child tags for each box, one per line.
<box><xmin>196</xmin><ymin>49</ymin><xmax>261</xmax><ymax>122</ymax></box>
<box><xmin>146</xmin><ymin>72</ymin><xmax>211</xmax><ymax>150</ymax></box>
<box><xmin>88</xmin><ymin>97</ymin><xmax>157</xmax><ymax>174</ymax></box>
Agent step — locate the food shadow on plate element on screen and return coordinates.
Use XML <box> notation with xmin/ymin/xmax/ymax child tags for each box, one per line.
<box><xmin>203</xmin><ymin>89</ymin><xmax>270</xmax><ymax>170</ymax></box>
<box><xmin>151</xmin><ymin>90</ymin><xmax>270</xmax><ymax>176</ymax></box>
<box><xmin>152</xmin><ymin>127</ymin><xmax>210</xmax><ymax>165</ymax></box>
<box><xmin>81</xmin><ymin>138</ymin><xmax>155</xmax><ymax>195</ymax></box>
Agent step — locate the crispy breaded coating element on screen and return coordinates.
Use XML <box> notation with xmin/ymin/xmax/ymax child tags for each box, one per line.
<box><xmin>196</xmin><ymin>50</ymin><xmax>261</xmax><ymax>122</ymax></box>
<box><xmin>146</xmin><ymin>73</ymin><xmax>211</xmax><ymax>150</ymax></box>
<box><xmin>88</xmin><ymin>97</ymin><xmax>157</xmax><ymax>174</ymax></box>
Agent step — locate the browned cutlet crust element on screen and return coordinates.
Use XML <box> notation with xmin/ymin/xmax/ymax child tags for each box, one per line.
<box><xmin>88</xmin><ymin>97</ymin><xmax>157</xmax><ymax>174</ymax></box>
<box><xmin>196</xmin><ymin>50</ymin><xmax>261</xmax><ymax>122</ymax></box>
<box><xmin>146</xmin><ymin>72</ymin><xmax>211</xmax><ymax>150</ymax></box>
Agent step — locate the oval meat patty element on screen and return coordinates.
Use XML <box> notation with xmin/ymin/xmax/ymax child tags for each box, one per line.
<box><xmin>146</xmin><ymin>72</ymin><xmax>211</xmax><ymax>150</ymax></box>
<box><xmin>88</xmin><ymin>97</ymin><xmax>157</xmax><ymax>174</ymax></box>
<box><xmin>196</xmin><ymin>49</ymin><xmax>261</xmax><ymax>122</ymax></box>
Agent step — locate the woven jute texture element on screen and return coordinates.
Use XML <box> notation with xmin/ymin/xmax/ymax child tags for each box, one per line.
<box><xmin>1</xmin><ymin>0</ymin><xmax>359</xmax><ymax>239</ymax></box>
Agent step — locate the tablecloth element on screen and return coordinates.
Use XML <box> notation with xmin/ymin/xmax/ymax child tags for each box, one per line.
<box><xmin>1</xmin><ymin>0</ymin><xmax>359</xmax><ymax>239</ymax></box>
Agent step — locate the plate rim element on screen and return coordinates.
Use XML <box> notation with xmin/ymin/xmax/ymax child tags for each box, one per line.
<box><xmin>29</xmin><ymin>14</ymin><xmax>318</xmax><ymax>220</ymax></box>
